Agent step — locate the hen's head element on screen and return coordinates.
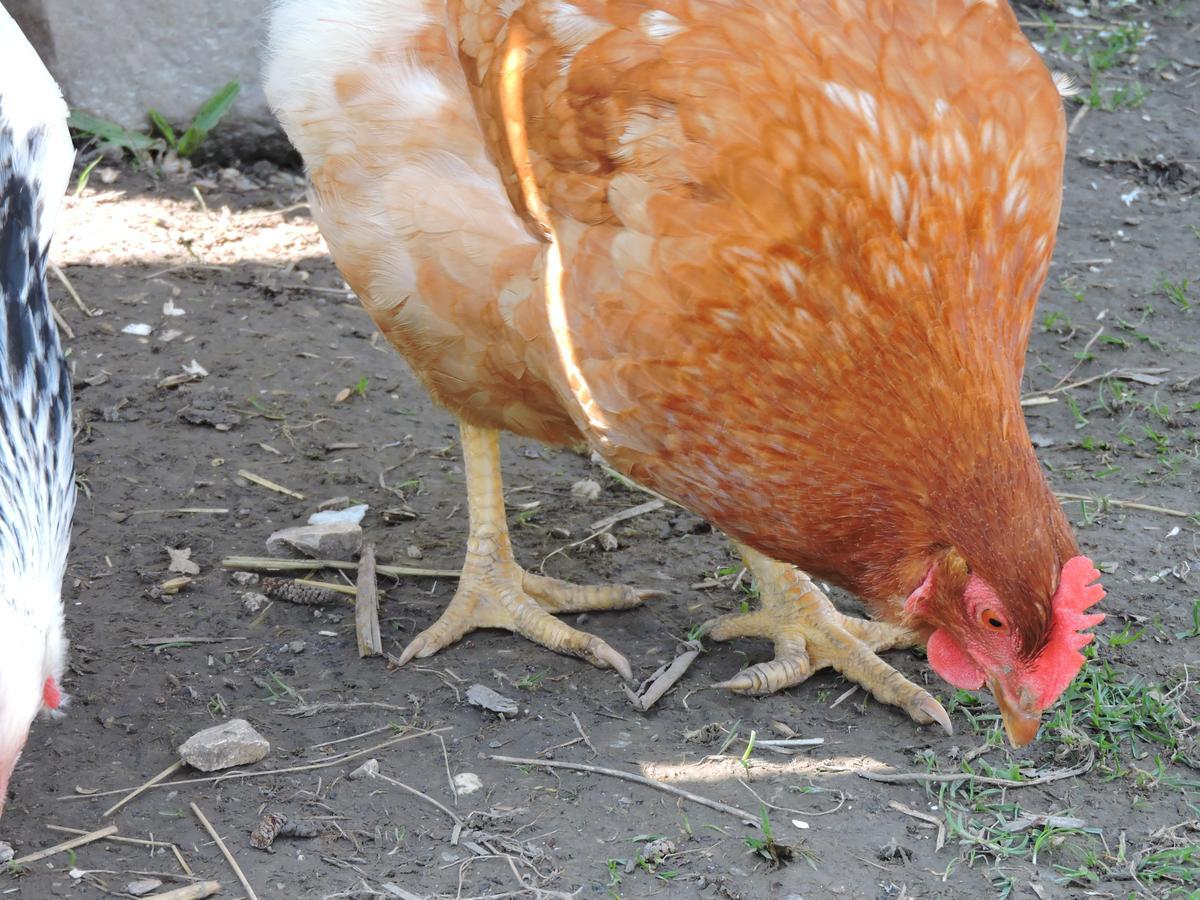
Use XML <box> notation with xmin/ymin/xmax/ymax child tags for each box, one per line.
<box><xmin>905</xmin><ymin>554</ymin><xmax>1104</xmax><ymax>747</ymax></box>
<box><xmin>0</xmin><ymin>584</ymin><xmax>67</xmax><ymax>818</ymax></box>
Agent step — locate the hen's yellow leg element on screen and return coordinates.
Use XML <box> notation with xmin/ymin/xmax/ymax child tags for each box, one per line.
<box><xmin>397</xmin><ymin>422</ymin><xmax>656</xmax><ymax>679</ymax></box>
<box><xmin>703</xmin><ymin>544</ymin><xmax>952</xmax><ymax>733</ymax></box>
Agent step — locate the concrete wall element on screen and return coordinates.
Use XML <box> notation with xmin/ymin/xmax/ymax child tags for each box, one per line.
<box><xmin>8</xmin><ymin>0</ymin><xmax>291</xmax><ymax>161</ymax></box>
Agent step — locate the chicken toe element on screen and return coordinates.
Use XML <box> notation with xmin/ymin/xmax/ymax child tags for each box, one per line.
<box><xmin>703</xmin><ymin>544</ymin><xmax>952</xmax><ymax>734</ymax></box>
<box><xmin>396</xmin><ymin>422</ymin><xmax>651</xmax><ymax>680</ymax></box>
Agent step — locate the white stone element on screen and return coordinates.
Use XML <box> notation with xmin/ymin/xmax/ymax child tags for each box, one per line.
<box><xmin>179</xmin><ymin>718</ymin><xmax>270</xmax><ymax>772</ymax></box>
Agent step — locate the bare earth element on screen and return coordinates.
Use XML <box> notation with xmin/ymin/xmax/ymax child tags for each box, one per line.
<box><xmin>2</xmin><ymin>6</ymin><xmax>1198</xmax><ymax>899</ymax></box>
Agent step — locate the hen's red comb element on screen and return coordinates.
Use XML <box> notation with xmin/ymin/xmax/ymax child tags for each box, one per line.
<box><xmin>1029</xmin><ymin>556</ymin><xmax>1105</xmax><ymax>708</ymax></box>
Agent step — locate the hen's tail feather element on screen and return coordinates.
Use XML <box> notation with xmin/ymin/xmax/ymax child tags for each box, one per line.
<box><xmin>0</xmin><ymin>6</ymin><xmax>76</xmax><ymax>580</ymax></box>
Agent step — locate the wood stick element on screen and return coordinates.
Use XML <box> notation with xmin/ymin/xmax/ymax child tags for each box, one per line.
<box><xmin>103</xmin><ymin>760</ymin><xmax>185</xmax><ymax>817</ymax></box>
<box><xmin>51</xmin><ymin>263</ymin><xmax>96</xmax><ymax>316</ymax></box>
<box><xmin>12</xmin><ymin>824</ymin><xmax>118</xmax><ymax>866</ymax></box>
<box><xmin>222</xmin><ymin>555</ymin><xmax>460</xmax><ymax>580</ymax></box>
<box><xmin>296</xmin><ymin>578</ymin><xmax>356</xmax><ymax>596</ymax></box>
<box><xmin>50</xmin><ymin>303</ymin><xmax>75</xmax><ymax>340</ymax></box>
<box><xmin>1055</xmin><ymin>492</ymin><xmax>1192</xmax><ymax>519</ymax></box>
<box><xmin>59</xmin><ymin>727</ymin><xmax>450</xmax><ymax>800</ymax></box>
<box><xmin>889</xmin><ymin>800</ymin><xmax>946</xmax><ymax>851</ymax></box>
<box><xmin>489</xmin><ymin>754</ymin><xmax>761</xmax><ymax>828</ymax></box>
<box><xmin>371</xmin><ymin>771</ymin><xmax>463</xmax><ymax>827</ymax></box>
<box><xmin>588</xmin><ymin>499</ymin><xmax>664</xmax><ymax>532</ymax></box>
<box><xmin>144</xmin><ymin>883</ymin><xmax>221</xmax><ymax>900</ymax></box>
<box><xmin>236</xmin><ymin>469</ymin><xmax>306</xmax><ymax>500</ymax></box>
<box><xmin>859</xmin><ymin>752</ymin><xmax>1093</xmax><ymax>789</ymax></box>
<box><xmin>46</xmin><ymin>825</ymin><xmax>193</xmax><ymax>875</ymax></box>
<box><xmin>628</xmin><ymin>643</ymin><xmax>702</xmax><ymax>711</ymax></box>
<box><xmin>355</xmin><ymin>542</ymin><xmax>382</xmax><ymax>657</ymax></box>
<box><xmin>190</xmin><ymin>803</ymin><xmax>257</xmax><ymax>900</ymax></box>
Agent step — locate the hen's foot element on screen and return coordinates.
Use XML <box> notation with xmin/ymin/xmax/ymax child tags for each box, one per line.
<box><xmin>396</xmin><ymin>422</ymin><xmax>657</xmax><ymax>679</ymax></box>
<box><xmin>702</xmin><ymin>545</ymin><xmax>951</xmax><ymax>734</ymax></box>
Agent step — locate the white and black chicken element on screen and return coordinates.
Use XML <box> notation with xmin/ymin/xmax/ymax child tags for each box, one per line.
<box><xmin>0</xmin><ymin>3</ymin><xmax>75</xmax><ymax>818</ymax></box>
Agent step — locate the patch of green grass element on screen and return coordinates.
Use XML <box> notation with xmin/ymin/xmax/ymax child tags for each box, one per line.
<box><xmin>1045</xmin><ymin>651</ymin><xmax>1198</xmax><ymax>772</ymax></box>
<box><xmin>1085</xmin><ymin>80</ymin><xmax>1147</xmax><ymax>111</ymax></box>
<box><xmin>1178</xmin><ymin>600</ymin><xmax>1200</xmax><ymax>639</ymax></box>
<box><xmin>514</xmin><ymin>671</ymin><xmax>545</xmax><ymax>691</ymax></box>
<box><xmin>1160</xmin><ymin>277</ymin><xmax>1193</xmax><ymax>312</ymax></box>
<box><xmin>69</xmin><ymin>81</ymin><xmax>241</xmax><ymax>191</ymax></box>
<box><xmin>1088</xmin><ymin>24</ymin><xmax>1146</xmax><ymax>71</ymax></box>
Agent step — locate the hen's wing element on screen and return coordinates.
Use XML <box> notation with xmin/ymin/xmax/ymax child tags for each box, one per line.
<box><xmin>453</xmin><ymin>0</ymin><xmax>1068</xmax><ymax>563</ymax></box>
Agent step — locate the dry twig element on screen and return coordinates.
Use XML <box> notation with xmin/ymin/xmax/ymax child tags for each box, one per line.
<box><xmin>191</xmin><ymin>802</ymin><xmax>258</xmax><ymax>900</ymax></box>
<box><xmin>490</xmin><ymin>754</ymin><xmax>761</xmax><ymax>828</ymax></box>
<box><xmin>223</xmin><ymin>555</ymin><xmax>460</xmax><ymax>580</ymax></box>
<box><xmin>103</xmin><ymin>760</ymin><xmax>184</xmax><ymax>817</ymax></box>
<box><xmin>356</xmin><ymin>542</ymin><xmax>383</xmax><ymax>657</ymax></box>
<box><xmin>624</xmin><ymin>641</ymin><xmax>702</xmax><ymax>711</ymax></box>
<box><xmin>237</xmin><ymin>469</ymin><xmax>306</xmax><ymax>500</ymax></box>
<box><xmin>889</xmin><ymin>800</ymin><xmax>946</xmax><ymax>851</ymax></box>
<box><xmin>144</xmin><ymin>883</ymin><xmax>222</xmax><ymax>900</ymax></box>
<box><xmin>12</xmin><ymin>825</ymin><xmax>118</xmax><ymax>866</ymax></box>
<box><xmin>859</xmin><ymin>751</ymin><xmax>1093</xmax><ymax>788</ymax></box>
<box><xmin>60</xmin><ymin>727</ymin><xmax>450</xmax><ymax>800</ymax></box>
<box><xmin>46</xmin><ymin>825</ymin><xmax>193</xmax><ymax>875</ymax></box>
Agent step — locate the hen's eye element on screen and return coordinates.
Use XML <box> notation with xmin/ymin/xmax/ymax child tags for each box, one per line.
<box><xmin>980</xmin><ymin>608</ymin><xmax>1007</xmax><ymax>630</ymax></box>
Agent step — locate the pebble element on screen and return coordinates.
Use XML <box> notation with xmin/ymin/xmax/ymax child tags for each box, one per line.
<box><xmin>349</xmin><ymin>758</ymin><xmax>380</xmax><ymax>780</ymax></box>
<box><xmin>453</xmin><ymin>772</ymin><xmax>483</xmax><ymax>795</ymax></box>
<box><xmin>241</xmin><ymin>591</ymin><xmax>268</xmax><ymax>614</ymax></box>
<box><xmin>266</xmin><ymin>522</ymin><xmax>363</xmax><ymax>561</ymax></box>
<box><xmin>466</xmin><ymin>684</ymin><xmax>519</xmax><ymax>716</ymax></box>
<box><xmin>0</xmin><ymin>842</ymin><xmax>12</xmax><ymax>864</ymax></box>
<box><xmin>179</xmin><ymin>718</ymin><xmax>270</xmax><ymax>772</ymax></box>
<box><xmin>126</xmin><ymin>879</ymin><xmax>163</xmax><ymax>896</ymax></box>
<box><xmin>307</xmin><ymin>503</ymin><xmax>368</xmax><ymax>526</ymax></box>
<box><xmin>571</xmin><ymin>479</ymin><xmax>602</xmax><ymax>501</ymax></box>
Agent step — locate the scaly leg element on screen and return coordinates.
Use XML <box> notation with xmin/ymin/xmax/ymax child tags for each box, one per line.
<box><xmin>702</xmin><ymin>543</ymin><xmax>952</xmax><ymax>733</ymax></box>
<box><xmin>397</xmin><ymin>422</ymin><xmax>658</xmax><ymax>679</ymax></box>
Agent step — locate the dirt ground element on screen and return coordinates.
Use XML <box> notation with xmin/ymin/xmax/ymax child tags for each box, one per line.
<box><xmin>2</xmin><ymin>5</ymin><xmax>1198</xmax><ymax>899</ymax></box>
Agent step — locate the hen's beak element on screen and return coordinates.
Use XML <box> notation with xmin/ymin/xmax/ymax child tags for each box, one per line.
<box><xmin>989</xmin><ymin>679</ymin><xmax>1042</xmax><ymax>747</ymax></box>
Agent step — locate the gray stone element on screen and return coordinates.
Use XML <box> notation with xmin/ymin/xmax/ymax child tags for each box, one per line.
<box><xmin>0</xmin><ymin>842</ymin><xmax>12</xmax><ymax>865</ymax></box>
<box><xmin>179</xmin><ymin>718</ymin><xmax>270</xmax><ymax>772</ymax></box>
<box><xmin>126</xmin><ymin>880</ymin><xmax>163</xmax><ymax>897</ymax></box>
<box><xmin>7</xmin><ymin>0</ymin><xmax>290</xmax><ymax>162</ymax></box>
<box><xmin>266</xmin><ymin>522</ymin><xmax>363</xmax><ymax>561</ymax></box>
<box><xmin>466</xmin><ymin>684</ymin><xmax>519</xmax><ymax>716</ymax></box>
<box><xmin>348</xmin><ymin>758</ymin><xmax>380</xmax><ymax>781</ymax></box>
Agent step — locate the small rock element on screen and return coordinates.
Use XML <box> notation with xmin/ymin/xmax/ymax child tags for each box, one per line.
<box><xmin>405</xmin><ymin>544</ymin><xmax>423</xmax><ymax>559</ymax></box>
<box><xmin>122</xmin><ymin>322</ymin><xmax>153</xmax><ymax>336</ymax></box>
<box><xmin>288</xmin><ymin>640</ymin><xmax>307</xmax><ymax>654</ymax></box>
<box><xmin>0</xmin><ymin>841</ymin><xmax>12</xmax><ymax>864</ymax></box>
<box><xmin>231</xmin><ymin>571</ymin><xmax>259</xmax><ymax>586</ymax></box>
<box><xmin>266</xmin><ymin>522</ymin><xmax>363</xmax><ymax>561</ymax></box>
<box><xmin>453</xmin><ymin>772</ymin><xmax>483</xmax><ymax>796</ymax></box>
<box><xmin>241</xmin><ymin>591</ymin><xmax>268</xmax><ymax>614</ymax></box>
<box><xmin>126</xmin><ymin>879</ymin><xmax>163</xmax><ymax>896</ymax></box>
<box><xmin>597</xmin><ymin>532</ymin><xmax>619</xmax><ymax>552</ymax></box>
<box><xmin>640</xmin><ymin>837</ymin><xmax>676</xmax><ymax>867</ymax></box>
<box><xmin>179</xmin><ymin>718</ymin><xmax>270</xmax><ymax>772</ymax></box>
<box><xmin>466</xmin><ymin>684</ymin><xmax>519</xmax><ymax>716</ymax></box>
<box><xmin>308</xmin><ymin>503</ymin><xmax>368</xmax><ymax>526</ymax></box>
<box><xmin>349</xmin><ymin>758</ymin><xmax>380</xmax><ymax>780</ymax></box>
<box><xmin>571</xmin><ymin>479</ymin><xmax>602</xmax><ymax>501</ymax></box>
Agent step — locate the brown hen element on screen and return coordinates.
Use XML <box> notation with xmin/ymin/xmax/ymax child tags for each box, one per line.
<box><xmin>264</xmin><ymin>0</ymin><xmax>1105</xmax><ymax>744</ymax></box>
